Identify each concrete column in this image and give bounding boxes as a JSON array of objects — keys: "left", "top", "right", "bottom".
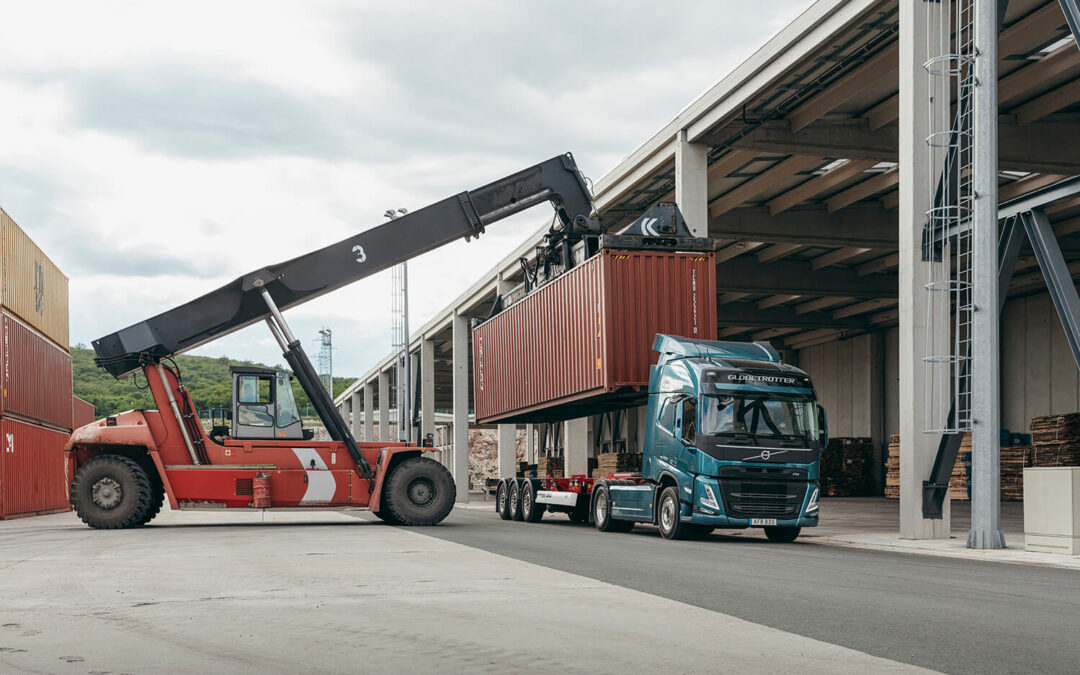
[
  {"left": 363, "top": 381, "right": 374, "bottom": 442},
  {"left": 350, "top": 391, "right": 363, "bottom": 440},
  {"left": 498, "top": 424, "right": 517, "bottom": 478},
  {"left": 421, "top": 337, "right": 436, "bottom": 446},
  {"left": 378, "top": 371, "right": 390, "bottom": 444},
  {"left": 565, "top": 416, "right": 594, "bottom": 476},
  {"left": 526, "top": 424, "right": 535, "bottom": 463},
  {"left": 452, "top": 312, "right": 470, "bottom": 502},
  {"left": 968, "top": 0, "right": 1003, "bottom": 549},
  {"left": 899, "top": 0, "right": 948, "bottom": 538},
  {"left": 407, "top": 348, "right": 420, "bottom": 444},
  {"left": 675, "top": 128, "right": 709, "bottom": 237}
]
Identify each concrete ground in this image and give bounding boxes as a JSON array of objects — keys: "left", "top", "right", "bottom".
[{"left": 0, "top": 509, "right": 927, "bottom": 674}]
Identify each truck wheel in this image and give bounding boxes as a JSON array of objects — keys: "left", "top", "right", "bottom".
[
  {"left": 71, "top": 455, "right": 154, "bottom": 530},
  {"left": 381, "top": 457, "right": 455, "bottom": 526},
  {"left": 764, "top": 526, "right": 801, "bottom": 543},
  {"left": 592, "top": 485, "right": 632, "bottom": 533},
  {"left": 509, "top": 481, "right": 524, "bottom": 521},
  {"left": 521, "top": 481, "right": 545, "bottom": 523},
  {"left": 657, "top": 486, "right": 686, "bottom": 540},
  {"left": 683, "top": 524, "right": 714, "bottom": 539},
  {"left": 496, "top": 480, "right": 512, "bottom": 520}
]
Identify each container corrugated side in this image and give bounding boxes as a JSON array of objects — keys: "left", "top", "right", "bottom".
[
  {"left": 0, "top": 207, "right": 70, "bottom": 351},
  {"left": 1, "top": 311, "right": 73, "bottom": 430},
  {"left": 0, "top": 416, "right": 71, "bottom": 519},
  {"left": 72, "top": 396, "right": 96, "bottom": 429},
  {"left": 474, "top": 249, "right": 716, "bottom": 424}
]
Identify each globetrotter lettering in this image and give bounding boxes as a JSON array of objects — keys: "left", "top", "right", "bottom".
[{"left": 725, "top": 373, "right": 799, "bottom": 385}]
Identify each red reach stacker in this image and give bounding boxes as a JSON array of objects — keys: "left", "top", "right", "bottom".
[{"left": 67, "top": 155, "right": 604, "bottom": 528}]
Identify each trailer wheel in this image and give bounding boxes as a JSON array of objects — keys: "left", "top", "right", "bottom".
[
  {"left": 657, "top": 486, "right": 686, "bottom": 540},
  {"left": 381, "top": 457, "right": 455, "bottom": 526},
  {"left": 496, "top": 480, "right": 512, "bottom": 520},
  {"left": 509, "top": 481, "right": 524, "bottom": 521},
  {"left": 521, "top": 481, "right": 545, "bottom": 523},
  {"left": 71, "top": 455, "right": 154, "bottom": 530},
  {"left": 764, "top": 526, "right": 801, "bottom": 543}
]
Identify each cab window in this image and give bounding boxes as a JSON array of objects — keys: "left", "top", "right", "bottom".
[
  {"left": 681, "top": 397, "right": 697, "bottom": 445},
  {"left": 237, "top": 374, "right": 273, "bottom": 427},
  {"left": 657, "top": 396, "right": 677, "bottom": 437},
  {"left": 238, "top": 375, "right": 271, "bottom": 403}
]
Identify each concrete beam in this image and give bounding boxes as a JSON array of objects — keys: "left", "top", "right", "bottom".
[
  {"left": 827, "top": 169, "right": 899, "bottom": 212},
  {"left": 709, "top": 155, "right": 822, "bottom": 216},
  {"left": 789, "top": 41, "right": 899, "bottom": 132},
  {"left": 1014, "top": 81, "right": 1080, "bottom": 125},
  {"left": 378, "top": 371, "right": 390, "bottom": 444},
  {"left": 706, "top": 120, "right": 897, "bottom": 163},
  {"left": 715, "top": 257, "right": 898, "bottom": 297},
  {"left": 675, "top": 129, "right": 709, "bottom": 236},
  {"left": 718, "top": 301, "right": 872, "bottom": 330},
  {"left": 766, "top": 159, "right": 878, "bottom": 215},
  {"left": 452, "top": 312, "right": 470, "bottom": 502},
  {"left": 709, "top": 204, "right": 898, "bottom": 248}
]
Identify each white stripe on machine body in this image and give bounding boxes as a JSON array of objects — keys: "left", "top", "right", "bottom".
[{"left": 291, "top": 448, "right": 336, "bottom": 504}]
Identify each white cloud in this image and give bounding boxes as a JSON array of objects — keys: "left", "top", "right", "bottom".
[{"left": 0, "top": 0, "right": 813, "bottom": 377}]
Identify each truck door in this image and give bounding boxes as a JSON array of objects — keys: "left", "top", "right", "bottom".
[{"left": 672, "top": 395, "right": 698, "bottom": 476}]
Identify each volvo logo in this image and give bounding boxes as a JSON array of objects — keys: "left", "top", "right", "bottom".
[{"left": 759, "top": 450, "right": 771, "bottom": 460}]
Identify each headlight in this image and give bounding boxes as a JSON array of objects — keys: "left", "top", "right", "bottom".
[
  {"left": 701, "top": 483, "right": 720, "bottom": 511},
  {"left": 805, "top": 487, "right": 819, "bottom": 515}
]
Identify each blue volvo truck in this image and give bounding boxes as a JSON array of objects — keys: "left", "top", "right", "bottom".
[{"left": 495, "top": 334, "right": 826, "bottom": 542}]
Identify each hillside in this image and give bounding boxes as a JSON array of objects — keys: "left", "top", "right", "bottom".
[{"left": 72, "top": 347, "right": 356, "bottom": 418}]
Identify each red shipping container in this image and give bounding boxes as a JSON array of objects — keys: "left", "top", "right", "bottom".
[
  {"left": 72, "top": 395, "right": 95, "bottom": 428},
  {"left": 0, "top": 416, "right": 71, "bottom": 519},
  {"left": 0, "top": 311, "right": 73, "bottom": 430},
  {"left": 473, "top": 249, "right": 716, "bottom": 424}
]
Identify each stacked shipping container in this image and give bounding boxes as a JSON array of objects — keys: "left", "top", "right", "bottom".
[{"left": 0, "top": 206, "right": 73, "bottom": 519}]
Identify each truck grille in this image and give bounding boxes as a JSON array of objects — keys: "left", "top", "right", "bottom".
[{"left": 719, "top": 477, "right": 807, "bottom": 519}]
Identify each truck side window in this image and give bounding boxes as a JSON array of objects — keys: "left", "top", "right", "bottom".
[
  {"left": 681, "top": 397, "right": 696, "bottom": 445},
  {"left": 657, "top": 396, "right": 677, "bottom": 437}
]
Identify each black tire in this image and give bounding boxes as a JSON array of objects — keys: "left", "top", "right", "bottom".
[
  {"left": 134, "top": 478, "right": 165, "bottom": 527},
  {"left": 683, "top": 524, "right": 714, "bottom": 539},
  {"left": 656, "top": 486, "right": 686, "bottom": 540},
  {"left": 509, "top": 481, "right": 524, "bottom": 521},
  {"left": 496, "top": 480, "right": 512, "bottom": 520},
  {"left": 71, "top": 455, "right": 154, "bottom": 530},
  {"left": 381, "top": 457, "right": 455, "bottom": 526},
  {"left": 372, "top": 510, "right": 401, "bottom": 525},
  {"left": 592, "top": 484, "right": 633, "bottom": 533},
  {"left": 568, "top": 503, "right": 588, "bottom": 524},
  {"left": 521, "top": 481, "right": 545, "bottom": 523},
  {"left": 764, "top": 526, "right": 801, "bottom": 543}
]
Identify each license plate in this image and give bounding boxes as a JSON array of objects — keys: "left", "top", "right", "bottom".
[{"left": 751, "top": 518, "right": 778, "bottom": 526}]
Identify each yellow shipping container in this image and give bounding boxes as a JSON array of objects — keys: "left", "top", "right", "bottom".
[{"left": 0, "top": 207, "right": 69, "bottom": 351}]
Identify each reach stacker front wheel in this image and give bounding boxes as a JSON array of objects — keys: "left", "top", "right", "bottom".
[
  {"left": 71, "top": 454, "right": 155, "bottom": 530},
  {"left": 381, "top": 457, "right": 455, "bottom": 526}
]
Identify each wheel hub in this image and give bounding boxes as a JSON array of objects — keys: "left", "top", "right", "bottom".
[
  {"left": 406, "top": 477, "right": 435, "bottom": 507},
  {"left": 92, "top": 477, "right": 123, "bottom": 510}
]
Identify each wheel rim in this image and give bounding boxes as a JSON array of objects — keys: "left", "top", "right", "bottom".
[
  {"left": 406, "top": 476, "right": 436, "bottom": 508},
  {"left": 511, "top": 485, "right": 520, "bottom": 512},
  {"left": 522, "top": 487, "right": 532, "bottom": 515},
  {"left": 660, "top": 495, "right": 675, "bottom": 532},
  {"left": 92, "top": 477, "right": 123, "bottom": 510},
  {"left": 595, "top": 491, "right": 607, "bottom": 524},
  {"left": 497, "top": 485, "right": 507, "bottom": 512}
]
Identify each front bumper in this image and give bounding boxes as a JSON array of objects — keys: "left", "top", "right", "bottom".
[{"left": 687, "top": 474, "right": 819, "bottom": 529}]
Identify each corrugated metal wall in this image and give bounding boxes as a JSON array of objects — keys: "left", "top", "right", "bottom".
[
  {"left": 0, "top": 417, "right": 70, "bottom": 518},
  {"left": 72, "top": 396, "right": 95, "bottom": 429},
  {"left": 0, "top": 208, "right": 69, "bottom": 350},
  {"left": 1, "top": 312, "right": 73, "bottom": 430}
]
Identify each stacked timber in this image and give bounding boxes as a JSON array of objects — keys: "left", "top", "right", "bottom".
[
  {"left": 597, "top": 452, "right": 642, "bottom": 476},
  {"left": 820, "top": 437, "right": 872, "bottom": 497},
  {"left": 1000, "top": 445, "right": 1027, "bottom": 501},
  {"left": 1028, "top": 414, "right": 1080, "bottom": 466},
  {"left": 536, "top": 456, "right": 564, "bottom": 478},
  {"left": 0, "top": 207, "right": 73, "bottom": 520},
  {"left": 883, "top": 434, "right": 971, "bottom": 501}
]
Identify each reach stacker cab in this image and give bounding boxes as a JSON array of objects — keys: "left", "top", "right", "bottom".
[
  {"left": 496, "top": 334, "right": 826, "bottom": 542},
  {"left": 65, "top": 153, "right": 606, "bottom": 529}
]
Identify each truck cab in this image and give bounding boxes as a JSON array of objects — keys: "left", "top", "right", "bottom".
[{"left": 612, "top": 334, "right": 823, "bottom": 541}]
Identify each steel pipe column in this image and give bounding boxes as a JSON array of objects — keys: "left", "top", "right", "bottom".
[
  {"left": 452, "top": 312, "right": 470, "bottom": 502},
  {"left": 899, "top": 0, "right": 949, "bottom": 538}
]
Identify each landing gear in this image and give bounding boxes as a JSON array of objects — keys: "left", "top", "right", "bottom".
[
  {"left": 71, "top": 455, "right": 155, "bottom": 530},
  {"left": 381, "top": 457, "right": 455, "bottom": 526}
]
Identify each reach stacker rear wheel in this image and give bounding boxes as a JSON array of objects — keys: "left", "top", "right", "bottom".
[
  {"left": 71, "top": 454, "right": 155, "bottom": 530},
  {"left": 381, "top": 457, "right": 455, "bottom": 526}
]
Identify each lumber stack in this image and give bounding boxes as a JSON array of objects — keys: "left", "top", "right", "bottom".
[
  {"left": 537, "top": 456, "right": 564, "bottom": 478},
  {"left": 820, "top": 437, "right": 873, "bottom": 497},
  {"left": 1000, "top": 445, "right": 1026, "bottom": 501},
  {"left": 1028, "top": 414, "right": 1080, "bottom": 466},
  {"left": 884, "top": 433, "right": 971, "bottom": 500},
  {"left": 596, "top": 452, "right": 642, "bottom": 477}
]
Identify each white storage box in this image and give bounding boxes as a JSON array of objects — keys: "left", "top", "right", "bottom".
[{"left": 1024, "top": 467, "right": 1080, "bottom": 555}]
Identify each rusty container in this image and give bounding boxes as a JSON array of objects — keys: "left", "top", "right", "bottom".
[
  {"left": 1, "top": 311, "right": 73, "bottom": 431},
  {"left": 72, "top": 396, "right": 96, "bottom": 429},
  {"left": 0, "top": 416, "right": 72, "bottom": 519},
  {"left": 473, "top": 249, "right": 716, "bottom": 424},
  {"left": 0, "top": 208, "right": 69, "bottom": 350}
]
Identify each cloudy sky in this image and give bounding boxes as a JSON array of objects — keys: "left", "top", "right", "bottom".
[{"left": 0, "top": 0, "right": 811, "bottom": 377}]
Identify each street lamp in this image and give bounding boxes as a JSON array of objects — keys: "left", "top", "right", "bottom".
[{"left": 385, "top": 208, "right": 411, "bottom": 442}]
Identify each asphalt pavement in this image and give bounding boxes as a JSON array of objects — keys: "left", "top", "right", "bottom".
[{"left": 393, "top": 504, "right": 1080, "bottom": 675}]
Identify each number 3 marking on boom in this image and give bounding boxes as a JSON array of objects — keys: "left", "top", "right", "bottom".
[{"left": 352, "top": 245, "right": 367, "bottom": 263}]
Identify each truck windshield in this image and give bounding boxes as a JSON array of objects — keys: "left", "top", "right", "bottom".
[{"left": 701, "top": 394, "right": 818, "bottom": 444}]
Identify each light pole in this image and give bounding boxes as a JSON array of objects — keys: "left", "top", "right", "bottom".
[{"left": 385, "top": 208, "right": 411, "bottom": 442}]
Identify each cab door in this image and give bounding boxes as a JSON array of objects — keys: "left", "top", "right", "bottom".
[{"left": 672, "top": 395, "right": 698, "bottom": 476}]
